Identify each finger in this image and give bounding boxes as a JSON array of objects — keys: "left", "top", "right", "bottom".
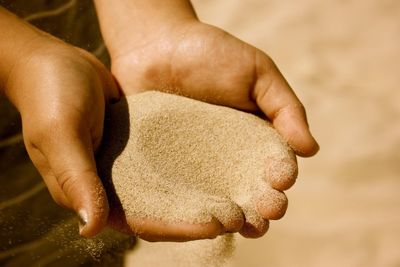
[
  {"left": 108, "top": 207, "right": 223, "bottom": 242},
  {"left": 107, "top": 195, "right": 224, "bottom": 241},
  {"left": 253, "top": 54, "right": 319, "bottom": 157},
  {"left": 74, "top": 47, "right": 121, "bottom": 102},
  {"left": 24, "top": 143, "right": 70, "bottom": 207},
  {"left": 36, "top": 122, "right": 109, "bottom": 237},
  {"left": 239, "top": 220, "right": 269, "bottom": 238},
  {"left": 113, "top": 217, "right": 223, "bottom": 242}
]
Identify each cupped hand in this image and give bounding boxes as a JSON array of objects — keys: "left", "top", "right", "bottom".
[
  {"left": 6, "top": 41, "right": 120, "bottom": 237},
  {"left": 104, "top": 20, "right": 319, "bottom": 240},
  {"left": 110, "top": 21, "right": 319, "bottom": 157}
]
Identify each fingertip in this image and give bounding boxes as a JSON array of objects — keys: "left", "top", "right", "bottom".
[
  {"left": 78, "top": 205, "right": 109, "bottom": 238},
  {"left": 252, "top": 58, "right": 319, "bottom": 157},
  {"left": 77, "top": 185, "right": 109, "bottom": 237},
  {"left": 239, "top": 219, "right": 269, "bottom": 238},
  {"left": 78, "top": 213, "right": 108, "bottom": 238},
  {"left": 266, "top": 158, "right": 298, "bottom": 191},
  {"left": 294, "top": 133, "right": 319, "bottom": 157},
  {"left": 256, "top": 190, "right": 288, "bottom": 220},
  {"left": 273, "top": 109, "right": 319, "bottom": 157},
  {"left": 287, "top": 125, "right": 319, "bottom": 157},
  {"left": 61, "top": 172, "right": 109, "bottom": 238}
]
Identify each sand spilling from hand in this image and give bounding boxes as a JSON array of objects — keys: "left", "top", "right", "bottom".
[
  {"left": 129, "top": 234, "right": 235, "bottom": 267},
  {"left": 97, "top": 91, "right": 294, "bottom": 228},
  {"left": 97, "top": 91, "right": 294, "bottom": 266}
]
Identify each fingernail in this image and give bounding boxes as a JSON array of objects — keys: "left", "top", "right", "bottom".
[{"left": 78, "top": 209, "right": 88, "bottom": 235}]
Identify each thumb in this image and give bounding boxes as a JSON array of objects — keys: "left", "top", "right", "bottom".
[
  {"left": 253, "top": 55, "right": 319, "bottom": 157},
  {"left": 38, "top": 123, "right": 109, "bottom": 237}
]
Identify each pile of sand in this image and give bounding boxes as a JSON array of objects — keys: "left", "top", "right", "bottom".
[
  {"left": 97, "top": 91, "right": 294, "bottom": 266},
  {"left": 98, "top": 91, "right": 293, "bottom": 227}
]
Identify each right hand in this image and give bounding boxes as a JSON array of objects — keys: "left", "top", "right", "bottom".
[{"left": 5, "top": 40, "right": 120, "bottom": 237}]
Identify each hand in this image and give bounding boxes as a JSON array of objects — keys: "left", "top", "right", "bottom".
[
  {"left": 94, "top": 0, "right": 319, "bottom": 240},
  {"left": 102, "top": 20, "right": 319, "bottom": 240},
  {"left": 110, "top": 21, "right": 319, "bottom": 157},
  {"left": 6, "top": 40, "right": 120, "bottom": 237}
]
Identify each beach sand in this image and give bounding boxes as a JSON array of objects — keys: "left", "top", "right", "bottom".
[
  {"left": 126, "top": 0, "right": 400, "bottom": 266},
  {"left": 98, "top": 91, "right": 293, "bottom": 229}
]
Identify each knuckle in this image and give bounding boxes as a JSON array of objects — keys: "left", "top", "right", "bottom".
[
  {"left": 272, "top": 102, "right": 306, "bottom": 123},
  {"left": 56, "top": 169, "right": 80, "bottom": 196},
  {"left": 24, "top": 108, "right": 81, "bottom": 152},
  {"left": 24, "top": 116, "right": 60, "bottom": 146},
  {"left": 255, "top": 51, "right": 276, "bottom": 75},
  {"left": 55, "top": 169, "right": 100, "bottom": 198}
]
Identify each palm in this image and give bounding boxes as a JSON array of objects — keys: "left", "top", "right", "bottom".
[
  {"left": 105, "top": 21, "right": 318, "bottom": 240},
  {"left": 111, "top": 22, "right": 318, "bottom": 157},
  {"left": 112, "top": 23, "right": 270, "bottom": 113}
]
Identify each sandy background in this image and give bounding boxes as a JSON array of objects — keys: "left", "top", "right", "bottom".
[{"left": 126, "top": 0, "right": 400, "bottom": 266}]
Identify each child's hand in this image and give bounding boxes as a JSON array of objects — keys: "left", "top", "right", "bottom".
[
  {"left": 5, "top": 41, "right": 119, "bottom": 237},
  {"left": 108, "top": 21, "right": 319, "bottom": 157},
  {"left": 94, "top": 0, "right": 319, "bottom": 239}
]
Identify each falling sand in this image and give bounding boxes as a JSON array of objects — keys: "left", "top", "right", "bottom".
[
  {"left": 129, "top": 234, "right": 236, "bottom": 267},
  {"left": 97, "top": 91, "right": 295, "bottom": 266}
]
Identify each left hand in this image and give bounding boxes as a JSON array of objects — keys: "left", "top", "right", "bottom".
[{"left": 109, "top": 21, "right": 319, "bottom": 157}]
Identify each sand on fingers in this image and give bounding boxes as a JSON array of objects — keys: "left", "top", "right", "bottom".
[{"left": 97, "top": 91, "right": 296, "bottom": 265}]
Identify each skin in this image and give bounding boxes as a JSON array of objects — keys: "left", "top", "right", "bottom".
[
  {"left": 95, "top": 0, "right": 319, "bottom": 240},
  {"left": 1, "top": 1, "right": 319, "bottom": 241},
  {"left": 0, "top": 6, "right": 119, "bottom": 237}
]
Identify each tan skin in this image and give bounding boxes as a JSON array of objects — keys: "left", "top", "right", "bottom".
[
  {"left": 104, "top": 22, "right": 318, "bottom": 240},
  {"left": 96, "top": 0, "right": 319, "bottom": 240},
  {"left": 6, "top": 44, "right": 120, "bottom": 237},
  {"left": 0, "top": 6, "right": 120, "bottom": 237},
  {"left": 110, "top": 22, "right": 318, "bottom": 156},
  {"left": 1, "top": 2, "right": 318, "bottom": 240}
]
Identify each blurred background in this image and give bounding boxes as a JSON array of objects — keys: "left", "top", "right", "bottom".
[
  {"left": 0, "top": 0, "right": 399, "bottom": 266},
  {"left": 181, "top": 0, "right": 399, "bottom": 266}
]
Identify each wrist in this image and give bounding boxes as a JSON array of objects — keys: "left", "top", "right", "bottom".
[
  {"left": 7, "top": 38, "right": 119, "bottom": 115},
  {"left": 0, "top": 6, "right": 60, "bottom": 97},
  {"left": 94, "top": 0, "right": 199, "bottom": 57},
  {"left": 4, "top": 36, "right": 64, "bottom": 104}
]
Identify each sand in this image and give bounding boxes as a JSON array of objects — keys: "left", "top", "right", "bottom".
[
  {"left": 129, "top": 234, "right": 235, "bottom": 267},
  {"left": 161, "top": 1, "right": 400, "bottom": 267},
  {"left": 96, "top": 91, "right": 295, "bottom": 266},
  {"left": 97, "top": 91, "right": 294, "bottom": 230}
]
